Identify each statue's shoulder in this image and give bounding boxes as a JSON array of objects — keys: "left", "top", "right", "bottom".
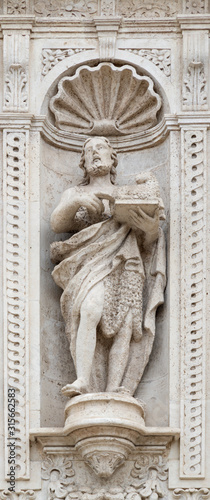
[{"left": 60, "top": 185, "right": 82, "bottom": 201}]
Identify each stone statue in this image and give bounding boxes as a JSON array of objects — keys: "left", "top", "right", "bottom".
[{"left": 50, "top": 137, "right": 166, "bottom": 398}]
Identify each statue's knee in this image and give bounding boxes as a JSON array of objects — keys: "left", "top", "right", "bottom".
[{"left": 80, "top": 295, "right": 103, "bottom": 324}]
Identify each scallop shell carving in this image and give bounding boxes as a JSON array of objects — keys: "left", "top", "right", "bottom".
[{"left": 50, "top": 63, "right": 162, "bottom": 136}]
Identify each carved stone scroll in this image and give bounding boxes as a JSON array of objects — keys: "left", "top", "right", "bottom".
[
  {"left": 34, "top": 0, "right": 98, "bottom": 17},
  {"left": 41, "top": 447, "right": 169, "bottom": 500},
  {"left": 180, "top": 129, "right": 206, "bottom": 478},
  {"left": 3, "top": 131, "right": 29, "bottom": 479},
  {"left": 116, "top": 0, "right": 179, "bottom": 18}
]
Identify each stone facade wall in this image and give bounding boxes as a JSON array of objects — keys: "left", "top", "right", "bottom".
[{"left": 0, "top": 1, "right": 210, "bottom": 499}]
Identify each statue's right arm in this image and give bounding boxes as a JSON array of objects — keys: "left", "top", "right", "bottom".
[
  {"left": 50, "top": 188, "right": 80, "bottom": 233},
  {"left": 51, "top": 188, "right": 104, "bottom": 233}
]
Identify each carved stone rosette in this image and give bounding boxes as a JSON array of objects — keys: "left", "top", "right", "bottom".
[
  {"left": 180, "top": 129, "right": 207, "bottom": 478},
  {"left": 183, "top": 0, "right": 208, "bottom": 14},
  {"left": 4, "top": 0, "right": 28, "bottom": 15},
  {"left": 3, "top": 131, "right": 30, "bottom": 479}
]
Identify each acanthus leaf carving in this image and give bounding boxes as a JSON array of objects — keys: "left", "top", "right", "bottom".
[
  {"left": 41, "top": 450, "right": 169, "bottom": 500},
  {"left": 41, "top": 48, "right": 95, "bottom": 77},
  {"left": 119, "top": 49, "right": 171, "bottom": 78},
  {"left": 34, "top": 0, "right": 98, "bottom": 17},
  {"left": 42, "top": 455, "right": 76, "bottom": 500},
  {"left": 183, "top": 61, "right": 207, "bottom": 110},
  {"left": 83, "top": 452, "right": 126, "bottom": 478},
  {"left": 4, "top": 64, "right": 28, "bottom": 111},
  {"left": 130, "top": 454, "right": 168, "bottom": 500}
]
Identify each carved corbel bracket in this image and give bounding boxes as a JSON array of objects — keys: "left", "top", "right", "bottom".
[
  {"left": 94, "top": 17, "right": 122, "bottom": 60},
  {"left": 30, "top": 393, "right": 179, "bottom": 485}
]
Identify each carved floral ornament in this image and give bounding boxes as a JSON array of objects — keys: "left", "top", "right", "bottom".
[
  {"left": 33, "top": 0, "right": 179, "bottom": 17},
  {"left": 41, "top": 48, "right": 95, "bottom": 77},
  {"left": 50, "top": 63, "right": 162, "bottom": 137},
  {"left": 6, "top": 0, "right": 27, "bottom": 14},
  {"left": 41, "top": 453, "right": 169, "bottom": 500}
]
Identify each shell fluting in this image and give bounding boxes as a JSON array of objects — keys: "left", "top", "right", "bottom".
[{"left": 50, "top": 63, "right": 162, "bottom": 136}]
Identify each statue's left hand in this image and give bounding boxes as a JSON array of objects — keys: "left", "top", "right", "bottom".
[{"left": 129, "top": 207, "right": 159, "bottom": 238}]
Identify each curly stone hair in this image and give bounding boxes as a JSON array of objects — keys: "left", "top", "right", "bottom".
[{"left": 79, "top": 137, "right": 118, "bottom": 185}]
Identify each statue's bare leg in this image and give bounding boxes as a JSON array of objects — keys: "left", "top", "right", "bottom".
[
  {"left": 62, "top": 281, "right": 104, "bottom": 397},
  {"left": 106, "top": 309, "right": 133, "bottom": 393},
  {"left": 121, "top": 333, "right": 154, "bottom": 396}
]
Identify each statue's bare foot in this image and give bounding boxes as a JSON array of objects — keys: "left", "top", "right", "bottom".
[{"left": 61, "top": 378, "right": 88, "bottom": 398}]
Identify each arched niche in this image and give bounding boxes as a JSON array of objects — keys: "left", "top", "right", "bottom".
[{"left": 39, "top": 57, "right": 170, "bottom": 428}]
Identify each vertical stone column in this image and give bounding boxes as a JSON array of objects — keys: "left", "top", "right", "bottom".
[
  {"left": 180, "top": 125, "right": 207, "bottom": 479},
  {"left": 3, "top": 128, "right": 30, "bottom": 480},
  {"left": 178, "top": 14, "right": 209, "bottom": 482},
  {"left": 2, "top": 23, "right": 32, "bottom": 483}
]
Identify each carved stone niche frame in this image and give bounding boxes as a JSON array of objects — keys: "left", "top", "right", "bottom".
[
  {"left": 30, "top": 55, "right": 181, "bottom": 496},
  {"left": 40, "top": 58, "right": 171, "bottom": 153}
]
